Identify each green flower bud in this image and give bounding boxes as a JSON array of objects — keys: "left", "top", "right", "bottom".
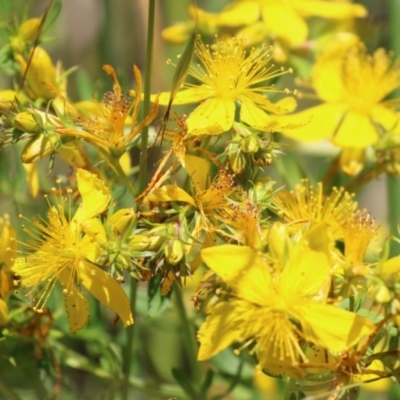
[
  {"left": 164, "top": 239, "right": 184, "bottom": 265},
  {"left": 14, "top": 112, "right": 42, "bottom": 133},
  {"left": 147, "top": 235, "right": 166, "bottom": 251},
  {"left": 240, "top": 135, "right": 259, "bottom": 154},
  {"left": 128, "top": 235, "right": 151, "bottom": 251},
  {"left": 229, "top": 151, "right": 246, "bottom": 174},
  {"left": 21, "top": 133, "right": 59, "bottom": 163},
  {"left": 107, "top": 208, "right": 137, "bottom": 237}
]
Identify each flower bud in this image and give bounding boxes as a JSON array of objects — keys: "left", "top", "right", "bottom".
[
  {"left": 107, "top": 208, "right": 137, "bottom": 237},
  {"left": 15, "top": 47, "right": 57, "bottom": 100},
  {"left": 229, "top": 151, "right": 246, "bottom": 174},
  {"left": 18, "top": 18, "right": 41, "bottom": 42},
  {"left": 240, "top": 135, "right": 259, "bottom": 154},
  {"left": 268, "top": 222, "right": 290, "bottom": 264},
  {"left": 375, "top": 285, "right": 391, "bottom": 303},
  {"left": 0, "top": 90, "right": 26, "bottom": 111},
  {"left": 21, "top": 133, "right": 59, "bottom": 163},
  {"left": 164, "top": 239, "right": 184, "bottom": 265},
  {"left": 128, "top": 235, "right": 151, "bottom": 251},
  {"left": 340, "top": 147, "right": 365, "bottom": 176},
  {"left": 14, "top": 111, "right": 42, "bottom": 133},
  {"left": 147, "top": 235, "right": 166, "bottom": 251}
]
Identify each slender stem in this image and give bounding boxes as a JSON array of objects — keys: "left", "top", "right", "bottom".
[
  {"left": 173, "top": 283, "right": 202, "bottom": 388},
  {"left": 121, "top": 1, "right": 156, "bottom": 398},
  {"left": 138, "top": 0, "right": 156, "bottom": 194},
  {"left": 121, "top": 278, "right": 138, "bottom": 400},
  {"left": 387, "top": 0, "right": 400, "bottom": 256},
  {"left": 97, "top": 147, "right": 137, "bottom": 197},
  {"left": 108, "top": 156, "right": 137, "bottom": 198}
]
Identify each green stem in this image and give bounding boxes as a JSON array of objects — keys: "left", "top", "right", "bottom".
[
  {"left": 121, "top": 1, "right": 155, "bottom": 398},
  {"left": 173, "top": 283, "right": 202, "bottom": 388},
  {"left": 387, "top": 0, "right": 400, "bottom": 257},
  {"left": 121, "top": 278, "right": 138, "bottom": 400},
  {"left": 138, "top": 0, "right": 156, "bottom": 194},
  {"left": 108, "top": 156, "right": 137, "bottom": 198}
]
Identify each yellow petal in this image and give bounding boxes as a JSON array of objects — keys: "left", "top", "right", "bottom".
[
  {"left": 0, "top": 299, "right": 8, "bottom": 325},
  {"left": 313, "top": 59, "right": 347, "bottom": 103},
  {"left": 381, "top": 257, "right": 400, "bottom": 276},
  {"left": 293, "top": 0, "right": 367, "bottom": 19},
  {"left": 371, "top": 105, "right": 399, "bottom": 131},
  {"left": 277, "top": 103, "right": 347, "bottom": 142},
  {"left": 340, "top": 147, "right": 365, "bottom": 176},
  {"left": 80, "top": 261, "right": 133, "bottom": 327},
  {"left": 22, "top": 162, "right": 39, "bottom": 198},
  {"left": 153, "top": 87, "right": 211, "bottom": 106},
  {"left": 73, "top": 169, "right": 111, "bottom": 224},
  {"left": 183, "top": 155, "right": 210, "bottom": 193},
  {"left": 187, "top": 98, "right": 235, "bottom": 135},
  {"left": 297, "top": 302, "right": 374, "bottom": 351},
  {"left": 147, "top": 185, "right": 196, "bottom": 206},
  {"left": 236, "top": 22, "right": 269, "bottom": 48},
  {"left": 244, "top": 93, "right": 297, "bottom": 115},
  {"left": 201, "top": 245, "right": 272, "bottom": 305},
  {"left": 162, "top": 23, "right": 192, "bottom": 44},
  {"left": 334, "top": 111, "right": 378, "bottom": 148},
  {"left": 197, "top": 300, "right": 258, "bottom": 360},
  {"left": 218, "top": 2, "right": 260, "bottom": 26},
  {"left": 280, "top": 248, "right": 330, "bottom": 301},
  {"left": 58, "top": 269, "right": 89, "bottom": 334},
  {"left": 262, "top": 3, "right": 308, "bottom": 45},
  {"left": 119, "top": 151, "right": 131, "bottom": 173},
  {"left": 81, "top": 219, "right": 107, "bottom": 246},
  {"left": 240, "top": 99, "right": 276, "bottom": 131}
]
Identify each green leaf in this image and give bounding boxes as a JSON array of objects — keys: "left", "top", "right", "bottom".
[
  {"left": 199, "top": 369, "right": 214, "bottom": 397},
  {"left": 171, "top": 367, "right": 198, "bottom": 399},
  {"left": 43, "top": 0, "right": 63, "bottom": 32},
  {"left": 148, "top": 275, "right": 171, "bottom": 318}
]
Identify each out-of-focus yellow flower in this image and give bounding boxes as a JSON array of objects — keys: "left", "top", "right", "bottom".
[
  {"left": 217, "top": 0, "right": 367, "bottom": 45},
  {"left": 278, "top": 44, "right": 400, "bottom": 171},
  {"left": 15, "top": 46, "right": 57, "bottom": 100},
  {"left": 0, "top": 215, "right": 17, "bottom": 324},
  {"left": 273, "top": 180, "right": 357, "bottom": 240},
  {"left": 342, "top": 210, "right": 378, "bottom": 270},
  {"left": 56, "top": 65, "right": 159, "bottom": 159},
  {"left": 198, "top": 224, "right": 374, "bottom": 378},
  {"left": 153, "top": 37, "right": 296, "bottom": 135},
  {"left": 14, "top": 169, "right": 133, "bottom": 333},
  {"left": 162, "top": 5, "right": 219, "bottom": 44}
]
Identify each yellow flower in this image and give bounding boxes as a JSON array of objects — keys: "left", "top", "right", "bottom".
[
  {"left": 217, "top": 0, "right": 367, "bottom": 45},
  {"left": 162, "top": 5, "right": 219, "bottom": 44},
  {"left": 198, "top": 224, "right": 374, "bottom": 378},
  {"left": 154, "top": 37, "right": 296, "bottom": 135},
  {"left": 14, "top": 169, "right": 133, "bottom": 333},
  {"left": 278, "top": 44, "right": 400, "bottom": 155},
  {"left": 146, "top": 155, "right": 241, "bottom": 236},
  {"left": 342, "top": 210, "right": 378, "bottom": 269},
  {"left": 56, "top": 65, "right": 159, "bottom": 158},
  {"left": 0, "top": 215, "right": 17, "bottom": 324},
  {"left": 273, "top": 180, "right": 357, "bottom": 240}
]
